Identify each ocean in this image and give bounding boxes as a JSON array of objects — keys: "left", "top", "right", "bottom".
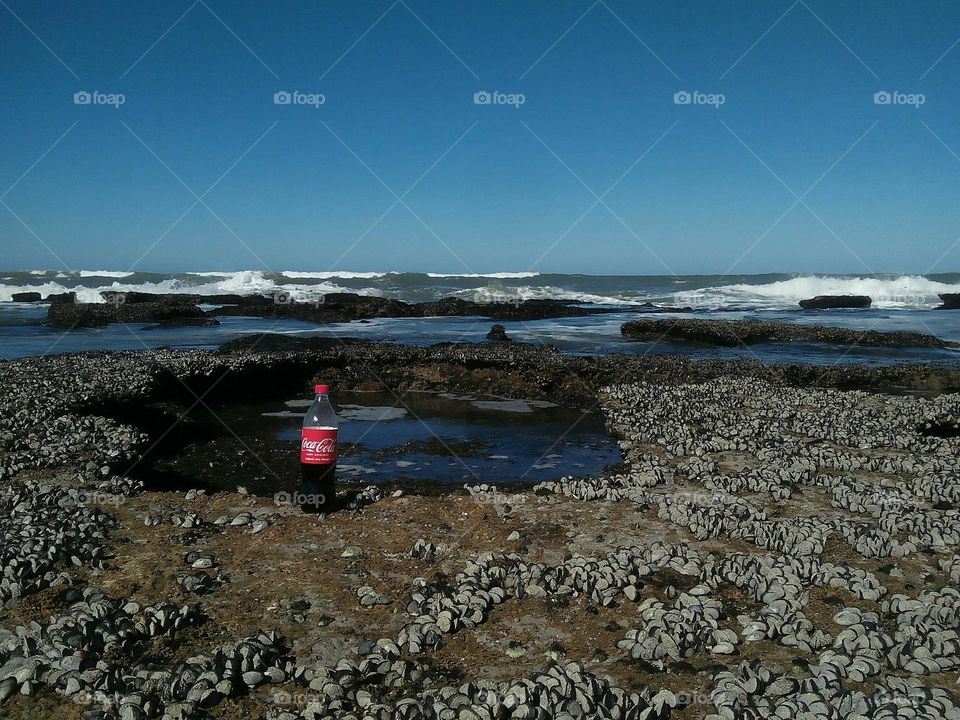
[
  {"left": 4, "top": 269, "right": 960, "bottom": 308},
  {"left": 1, "top": 270, "right": 959, "bottom": 364}
]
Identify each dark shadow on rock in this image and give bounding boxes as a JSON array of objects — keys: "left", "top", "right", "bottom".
[
  {"left": 486, "top": 324, "right": 513, "bottom": 342},
  {"left": 938, "top": 293, "right": 960, "bottom": 310},
  {"left": 799, "top": 295, "right": 871, "bottom": 310}
]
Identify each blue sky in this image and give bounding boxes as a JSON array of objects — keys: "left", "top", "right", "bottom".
[{"left": 1, "top": 0, "right": 959, "bottom": 276}]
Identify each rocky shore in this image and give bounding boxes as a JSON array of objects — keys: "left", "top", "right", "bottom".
[
  {"left": 621, "top": 317, "right": 957, "bottom": 349},
  {"left": 1, "top": 338, "right": 960, "bottom": 719},
  {"left": 42, "top": 292, "right": 629, "bottom": 329},
  {"left": 47, "top": 301, "right": 218, "bottom": 329}
]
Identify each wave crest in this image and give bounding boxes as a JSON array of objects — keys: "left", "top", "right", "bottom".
[
  {"left": 687, "top": 275, "right": 960, "bottom": 309},
  {"left": 426, "top": 272, "right": 541, "bottom": 279}
]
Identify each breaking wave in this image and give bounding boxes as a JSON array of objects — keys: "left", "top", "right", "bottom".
[
  {"left": 0, "top": 270, "right": 957, "bottom": 309},
  {"left": 686, "top": 275, "right": 960, "bottom": 309},
  {"left": 0, "top": 270, "right": 381, "bottom": 303},
  {"left": 425, "top": 272, "right": 541, "bottom": 279}
]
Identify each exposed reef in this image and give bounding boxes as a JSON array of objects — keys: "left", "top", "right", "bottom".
[
  {"left": 621, "top": 317, "right": 956, "bottom": 349},
  {"left": 2, "top": 338, "right": 960, "bottom": 719},
  {"left": 799, "top": 295, "right": 872, "bottom": 310}
]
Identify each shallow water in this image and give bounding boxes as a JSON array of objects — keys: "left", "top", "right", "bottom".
[
  {"left": 2, "top": 302, "right": 958, "bottom": 365},
  {"left": 216, "top": 390, "right": 620, "bottom": 485}
]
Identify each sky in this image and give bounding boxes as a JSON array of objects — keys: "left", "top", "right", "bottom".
[{"left": 1, "top": 0, "right": 959, "bottom": 276}]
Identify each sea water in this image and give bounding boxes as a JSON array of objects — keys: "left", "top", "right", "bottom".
[{"left": 1, "top": 270, "right": 959, "bottom": 363}]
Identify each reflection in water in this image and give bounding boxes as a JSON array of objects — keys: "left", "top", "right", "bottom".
[{"left": 250, "top": 390, "right": 620, "bottom": 484}]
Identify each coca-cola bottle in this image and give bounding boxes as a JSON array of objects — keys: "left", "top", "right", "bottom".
[{"left": 300, "top": 384, "right": 338, "bottom": 512}]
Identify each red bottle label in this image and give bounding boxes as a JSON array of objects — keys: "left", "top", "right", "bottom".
[{"left": 301, "top": 428, "right": 338, "bottom": 464}]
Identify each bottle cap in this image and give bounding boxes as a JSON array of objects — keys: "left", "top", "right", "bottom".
[{"left": 315, "top": 384, "right": 330, "bottom": 395}]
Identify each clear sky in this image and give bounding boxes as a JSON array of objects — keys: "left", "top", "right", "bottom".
[{"left": 2, "top": 1, "right": 959, "bottom": 276}]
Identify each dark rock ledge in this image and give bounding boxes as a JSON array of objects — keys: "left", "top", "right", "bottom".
[
  {"left": 799, "top": 295, "right": 871, "bottom": 310},
  {"left": 938, "top": 293, "right": 960, "bottom": 310},
  {"left": 3, "top": 335, "right": 960, "bottom": 482},
  {"left": 43, "top": 291, "right": 642, "bottom": 328},
  {"left": 486, "top": 323, "right": 513, "bottom": 342},
  {"left": 620, "top": 317, "right": 956, "bottom": 349},
  {"left": 47, "top": 301, "right": 217, "bottom": 328}
]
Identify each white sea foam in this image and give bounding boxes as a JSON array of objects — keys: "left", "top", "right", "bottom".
[
  {"left": 460, "top": 275, "right": 960, "bottom": 309},
  {"left": 179, "top": 270, "right": 384, "bottom": 300},
  {"left": 0, "top": 282, "right": 106, "bottom": 302},
  {"left": 461, "top": 284, "right": 646, "bottom": 306},
  {"left": 280, "top": 271, "right": 388, "bottom": 279},
  {"left": 2, "top": 271, "right": 957, "bottom": 310},
  {"left": 0, "top": 269, "right": 383, "bottom": 303},
  {"left": 686, "top": 275, "right": 960, "bottom": 309},
  {"left": 426, "top": 272, "right": 541, "bottom": 279},
  {"left": 77, "top": 270, "right": 135, "bottom": 278},
  {"left": 27, "top": 270, "right": 134, "bottom": 278}
]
